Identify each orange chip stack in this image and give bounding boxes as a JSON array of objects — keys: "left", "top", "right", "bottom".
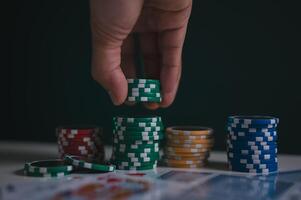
[{"left": 163, "top": 126, "right": 214, "bottom": 168}]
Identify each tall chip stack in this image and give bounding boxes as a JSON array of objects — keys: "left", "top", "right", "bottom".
[
  {"left": 56, "top": 126, "right": 104, "bottom": 161},
  {"left": 112, "top": 79, "right": 163, "bottom": 170},
  {"left": 226, "top": 116, "right": 279, "bottom": 174},
  {"left": 163, "top": 126, "right": 214, "bottom": 168}
]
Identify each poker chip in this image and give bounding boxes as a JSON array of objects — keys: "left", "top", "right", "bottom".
[
  {"left": 23, "top": 159, "right": 73, "bottom": 177},
  {"left": 227, "top": 116, "right": 279, "bottom": 125},
  {"left": 166, "top": 126, "right": 213, "bottom": 136},
  {"left": 114, "top": 116, "right": 162, "bottom": 123},
  {"left": 64, "top": 155, "right": 115, "bottom": 172},
  {"left": 126, "top": 79, "right": 162, "bottom": 103},
  {"left": 56, "top": 125, "right": 104, "bottom": 161},
  {"left": 163, "top": 126, "right": 214, "bottom": 169},
  {"left": 226, "top": 115, "right": 279, "bottom": 174},
  {"left": 112, "top": 116, "right": 164, "bottom": 170}
]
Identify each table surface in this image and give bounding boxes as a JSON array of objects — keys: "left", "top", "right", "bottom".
[{"left": 1, "top": 141, "right": 301, "bottom": 184}]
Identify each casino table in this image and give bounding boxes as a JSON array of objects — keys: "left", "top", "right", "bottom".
[{"left": 1, "top": 140, "right": 301, "bottom": 183}]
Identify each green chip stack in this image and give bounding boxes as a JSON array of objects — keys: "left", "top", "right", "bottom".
[
  {"left": 127, "top": 79, "right": 162, "bottom": 102},
  {"left": 112, "top": 116, "right": 164, "bottom": 170}
]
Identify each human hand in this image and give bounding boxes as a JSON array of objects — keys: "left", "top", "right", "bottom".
[{"left": 90, "top": 0, "right": 192, "bottom": 109}]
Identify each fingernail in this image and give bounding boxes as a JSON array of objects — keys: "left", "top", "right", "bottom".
[{"left": 108, "top": 91, "right": 118, "bottom": 105}]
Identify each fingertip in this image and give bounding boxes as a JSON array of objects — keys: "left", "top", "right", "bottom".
[
  {"left": 107, "top": 72, "right": 128, "bottom": 106},
  {"left": 143, "top": 102, "right": 160, "bottom": 110},
  {"left": 160, "top": 92, "right": 175, "bottom": 108}
]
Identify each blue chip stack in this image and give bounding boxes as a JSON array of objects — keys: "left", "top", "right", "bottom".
[{"left": 226, "top": 115, "right": 279, "bottom": 174}]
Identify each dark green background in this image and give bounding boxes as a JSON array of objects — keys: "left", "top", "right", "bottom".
[{"left": 5, "top": 1, "right": 301, "bottom": 154}]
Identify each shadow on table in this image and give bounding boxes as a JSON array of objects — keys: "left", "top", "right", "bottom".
[
  {"left": 0, "top": 151, "right": 58, "bottom": 162},
  {"left": 13, "top": 169, "right": 25, "bottom": 176},
  {"left": 207, "top": 161, "right": 228, "bottom": 171}
]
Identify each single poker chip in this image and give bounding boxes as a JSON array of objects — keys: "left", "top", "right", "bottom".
[
  {"left": 113, "top": 130, "right": 163, "bottom": 137},
  {"left": 114, "top": 116, "right": 162, "bottom": 123},
  {"left": 113, "top": 138, "right": 157, "bottom": 145},
  {"left": 56, "top": 125, "right": 101, "bottom": 136},
  {"left": 164, "top": 154, "right": 209, "bottom": 161},
  {"left": 58, "top": 145, "right": 103, "bottom": 153},
  {"left": 114, "top": 134, "right": 163, "bottom": 142},
  {"left": 228, "top": 157, "right": 278, "bottom": 164},
  {"left": 113, "top": 133, "right": 162, "bottom": 140},
  {"left": 115, "top": 151, "right": 159, "bottom": 159},
  {"left": 113, "top": 150, "right": 159, "bottom": 159},
  {"left": 112, "top": 155, "right": 155, "bottom": 163},
  {"left": 130, "top": 87, "right": 160, "bottom": 93},
  {"left": 57, "top": 138, "right": 101, "bottom": 146},
  {"left": 127, "top": 96, "right": 162, "bottom": 102},
  {"left": 113, "top": 133, "right": 163, "bottom": 141},
  {"left": 227, "top": 135, "right": 277, "bottom": 143},
  {"left": 127, "top": 83, "right": 159, "bottom": 89},
  {"left": 166, "top": 134, "right": 213, "bottom": 141},
  {"left": 229, "top": 163, "right": 278, "bottom": 174},
  {"left": 24, "top": 170, "right": 71, "bottom": 178},
  {"left": 228, "top": 130, "right": 277, "bottom": 138},
  {"left": 226, "top": 138, "right": 276, "bottom": 147},
  {"left": 228, "top": 123, "right": 277, "bottom": 129},
  {"left": 163, "top": 150, "right": 209, "bottom": 156},
  {"left": 229, "top": 162, "right": 278, "bottom": 170},
  {"left": 227, "top": 142, "right": 277, "bottom": 151},
  {"left": 164, "top": 162, "right": 206, "bottom": 168},
  {"left": 127, "top": 79, "right": 160, "bottom": 84},
  {"left": 227, "top": 148, "right": 278, "bottom": 156},
  {"left": 24, "top": 160, "right": 73, "bottom": 174},
  {"left": 163, "top": 158, "right": 205, "bottom": 165},
  {"left": 114, "top": 121, "right": 164, "bottom": 128},
  {"left": 167, "top": 139, "right": 214, "bottom": 145},
  {"left": 166, "top": 147, "right": 209, "bottom": 153},
  {"left": 64, "top": 155, "right": 115, "bottom": 172},
  {"left": 113, "top": 145, "right": 159, "bottom": 153},
  {"left": 227, "top": 126, "right": 277, "bottom": 133},
  {"left": 227, "top": 152, "right": 275, "bottom": 160},
  {"left": 166, "top": 126, "right": 214, "bottom": 136},
  {"left": 164, "top": 155, "right": 209, "bottom": 161},
  {"left": 128, "top": 91, "right": 161, "bottom": 98},
  {"left": 114, "top": 160, "right": 157, "bottom": 167},
  {"left": 58, "top": 152, "right": 104, "bottom": 160},
  {"left": 115, "top": 143, "right": 159, "bottom": 149},
  {"left": 116, "top": 163, "right": 157, "bottom": 170},
  {"left": 113, "top": 144, "right": 159, "bottom": 152},
  {"left": 227, "top": 116, "right": 279, "bottom": 125},
  {"left": 166, "top": 142, "right": 214, "bottom": 149}
]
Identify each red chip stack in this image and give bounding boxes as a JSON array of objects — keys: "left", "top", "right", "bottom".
[{"left": 56, "top": 125, "right": 104, "bottom": 160}]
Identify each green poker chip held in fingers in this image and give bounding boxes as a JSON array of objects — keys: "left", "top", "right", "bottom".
[
  {"left": 64, "top": 155, "right": 115, "bottom": 172},
  {"left": 126, "top": 79, "right": 162, "bottom": 103}
]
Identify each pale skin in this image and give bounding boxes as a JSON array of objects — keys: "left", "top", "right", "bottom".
[{"left": 90, "top": 0, "right": 192, "bottom": 109}]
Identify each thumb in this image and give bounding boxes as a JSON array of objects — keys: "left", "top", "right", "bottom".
[
  {"left": 91, "top": 45, "right": 127, "bottom": 105},
  {"left": 90, "top": 0, "right": 143, "bottom": 105}
]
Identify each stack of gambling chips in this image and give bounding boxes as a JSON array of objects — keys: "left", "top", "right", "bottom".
[
  {"left": 127, "top": 79, "right": 162, "bottom": 103},
  {"left": 56, "top": 126, "right": 104, "bottom": 160},
  {"left": 112, "top": 116, "right": 164, "bottom": 170},
  {"left": 163, "top": 126, "right": 214, "bottom": 168},
  {"left": 226, "top": 116, "right": 279, "bottom": 174}
]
